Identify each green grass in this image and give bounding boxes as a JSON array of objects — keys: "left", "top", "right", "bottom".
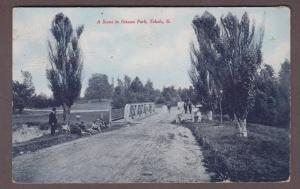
[
  {"left": 184, "top": 121, "right": 290, "bottom": 182},
  {"left": 27, "top": 101, "right": 111, "bottom": 111},
  {"left": 12, "top": 101, "right": 124, "bottom": 129},
  {"left": 65, "top": 101, "right": 111, "bottom": 110},
  {"left": 12, "top": 111, "right": 111, "bottom": 130}
]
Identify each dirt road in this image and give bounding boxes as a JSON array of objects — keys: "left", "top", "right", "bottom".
[{"left": 13, "top": 108, "right": 210, "bottom": 183}]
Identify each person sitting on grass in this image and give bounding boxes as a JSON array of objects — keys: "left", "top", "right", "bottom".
[
  {"left": 79, "top": 121, "right": 93, "bottom": 135},
  {"left": 97, "top": 118, "right": 108, "bottom": 130},
  {"left": 70, "top": 115, "right": 83, "bottom": 136},
  {"left": 61, "top": 124, "right": 70, "bottom": 133},
  {"left": 70, "top": 123, "right": 83, "bottom": 136},
  {"left": 79, "top": 121, "right": 86, "bottom": 131},
  {"left": 91, "top": 120, "right": 101, "bottom": 132},
  {"left": 193, "top": 105, "right": 202, "bottom": 123}
]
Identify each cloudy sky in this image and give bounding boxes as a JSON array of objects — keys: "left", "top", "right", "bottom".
[{"left": 13, "top": 7, "right": 290, "bottom": 96}]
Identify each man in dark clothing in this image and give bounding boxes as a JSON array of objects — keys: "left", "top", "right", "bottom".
[
  {"left": 188, "top": 100, "right": 192, "bottom": 114},
  {"left": 167, "top": 103, "right": 171, "bottom": 114},
  {"left": 70, "top": 123, "right": 83, "bottom": 136},
  {"left": 184, "top": 102, "right": 188, "bottom": 114},
  {"left": 49, "top": 107, "right": 57, "bottom": 136}
]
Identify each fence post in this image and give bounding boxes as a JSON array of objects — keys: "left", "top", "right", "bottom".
[
  {"left": 109, "top": 107, "right": 112, "bottom": 128},
  {"left": 124, "top": 104, "right": 131, "bottom": 122}
]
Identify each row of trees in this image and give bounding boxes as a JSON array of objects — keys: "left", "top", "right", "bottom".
[
  {"left": 189, "top": 11, "right": 290, "bottom": 137},
  {"left": 84, "top": 73, "right": 113, "bottom": 100},
  {"left": 12, "top": 71, "right": 59, "bottom": 113},
  {"left": 13, "top": 71, "right": 35, "bottom": 112},
  {"left": 247, "top": 60, "right": 290, "bottom": 127},
  {"left": 111, "top": 76, "right": 158, "bottom": 108},
  {"left": 12, "top": 69, "right": 194, "bottom": 115},
  {"left": 83, "top": 73, "right": 198, "bottom": 109},
  {"left": 13, "top": 62, "right": 289, "bottom": 128}
]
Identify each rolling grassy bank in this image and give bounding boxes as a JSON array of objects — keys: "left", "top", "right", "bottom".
[{"left": 183, "top": 121, "right": 290, "bottom": 182}]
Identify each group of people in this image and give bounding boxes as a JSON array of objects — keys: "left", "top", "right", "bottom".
[
  {"left": 165, "top": 100, "right": 193, "bottom": 115},
  {"left": 183, "top": 100, "right": 193, "bottom": 114},
  {"left": 175, "top": 100, "right": 203, "bottom": 123},
  {"left": 48, "top": 107, "right": 108, "bottom": 136}
]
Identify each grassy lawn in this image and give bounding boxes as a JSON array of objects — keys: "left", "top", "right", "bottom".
[
  {"left": 25, "top": 101, "right": 111, "bottom": 111},
  {"left": 183, "top": 120, "right": 290, "bottom": 182},
  {"left": 12, "top": 111, "right": 111, "bottom": 130},
  {"left": 12, "top": 101, "right": 114, "bottom": 129}
]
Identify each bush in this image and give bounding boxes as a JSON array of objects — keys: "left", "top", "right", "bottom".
[
  {"left": 31, "top": 94, "right": 60, "bottom": 109},
  {"left": 13, "top": 97, "right": 25, "bottom": 113}
]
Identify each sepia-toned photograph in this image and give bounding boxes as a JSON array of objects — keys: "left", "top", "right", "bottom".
[{"left": 12, "top": 7, "right": 290, "bottom": 183}]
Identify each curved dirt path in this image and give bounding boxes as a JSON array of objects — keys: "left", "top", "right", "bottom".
[{"left": 12, "top": 108, "right": 210, "bottom": 183}]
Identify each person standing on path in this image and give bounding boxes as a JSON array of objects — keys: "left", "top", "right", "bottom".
[
  {"left": 184, "top": 102, "right": 188, "bottom": 114},
  {"left": 188, "top": 100, "right": 192, "bottom": 114},
  {"left": 48, "top": 107, "right": 57, "bottom": 136},
  {"left": 167, "top": 103, "right": 171, "bottom": 114}
]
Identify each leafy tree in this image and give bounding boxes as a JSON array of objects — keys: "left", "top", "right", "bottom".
[
  {"left": 190, "top": 11, "right": 264, "bottom": 137},
  {"left": 130, "top": 77, "right": 144, "bottom": 93},
  {"left": 123, "top": 75, "right": 132, "bottom": 102},
  {"left": 21, "top": 70, "right": 35, "bottom": 92},
  {"left": 219, "top": 12, "right": 264, "bottom": 137},
  {"left": 242, "top": 60, "right": 290, "bottom": 128},
  {"left": 248, "top": 64, "right": 279, "bottom": 126},
  {"left": 128, "top": 77, "right": 145, "bottom": 102},
  {"left": 31, "top": 93, "right": 60, "bottom": 109},
  {"left": 111, "top": 76, "right": 160, "bottom": 108},
  {"left": 111, "top": 78, "right": 124, "bottom": 108},
  {"left": 277, "top": 59, "right": 290, "bottom": 126},
  {"left": 46, "top": 13, "right": 84, "bottom": 124},
  {"left": 124, "top": 75, "right": 132, "bottom": 89},
  {"left": 31, "top": 93, "right": 49, "bottom": 108},
  {"left": 112, "top": 75, "right": 132, "bottom": 108},
  {"left": 12, "top": 71, "right": 35, "bottom": 113},
  {"left": 189, "top": 11, "right": 222, "bottom": 118},
  {"left": 111, "top": 86, "right": 125, "bottom": 109},
  {"left": 144, "top": 80, "right": 156, "bottom": 102},
  {"left": 84, "top": 73, "right": 113, "bottom": 101},
  {"left": 160, "top": 86, "right": 180, "bottom": 106},
  {"left": 178, "top": 86, "right": 196, "bottom": 103}
]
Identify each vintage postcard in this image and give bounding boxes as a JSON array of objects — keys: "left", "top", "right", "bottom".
[{"left": 12, "top": 7, "right": 290, "bottom": 183}]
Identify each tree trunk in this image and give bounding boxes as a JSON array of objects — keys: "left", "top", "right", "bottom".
[
  {"left": 62, "top": 104, "right": 71, "bottom": 125},
  {"left": 66, "top": 106, "right": 71, "bottom": 125},
  {"left": 229, "top": 111, "right": 234, "bottom": 121},
  {"left": 237, "top": 118, "right": 248, "bottom": 137},
  {"left": 62, "top": 105, "right": 67, "bottom": 123},
  {"left": 220, "top": 101, "right": 223, "bottom": 125},
  {"left": 207, "top": 110, "right": 213, "bottom": 121}
]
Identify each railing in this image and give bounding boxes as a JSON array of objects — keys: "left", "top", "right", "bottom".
[
  {"left": 111, "top": 108, "right": 125, "bottom": 121},
  {"left": 124, "top": 102, "right": 156, "bottom": 122}
]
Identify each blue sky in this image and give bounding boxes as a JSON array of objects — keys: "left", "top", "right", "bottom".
[{"left": 13, "top": 7, "right": 290, "bottom": 96}]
